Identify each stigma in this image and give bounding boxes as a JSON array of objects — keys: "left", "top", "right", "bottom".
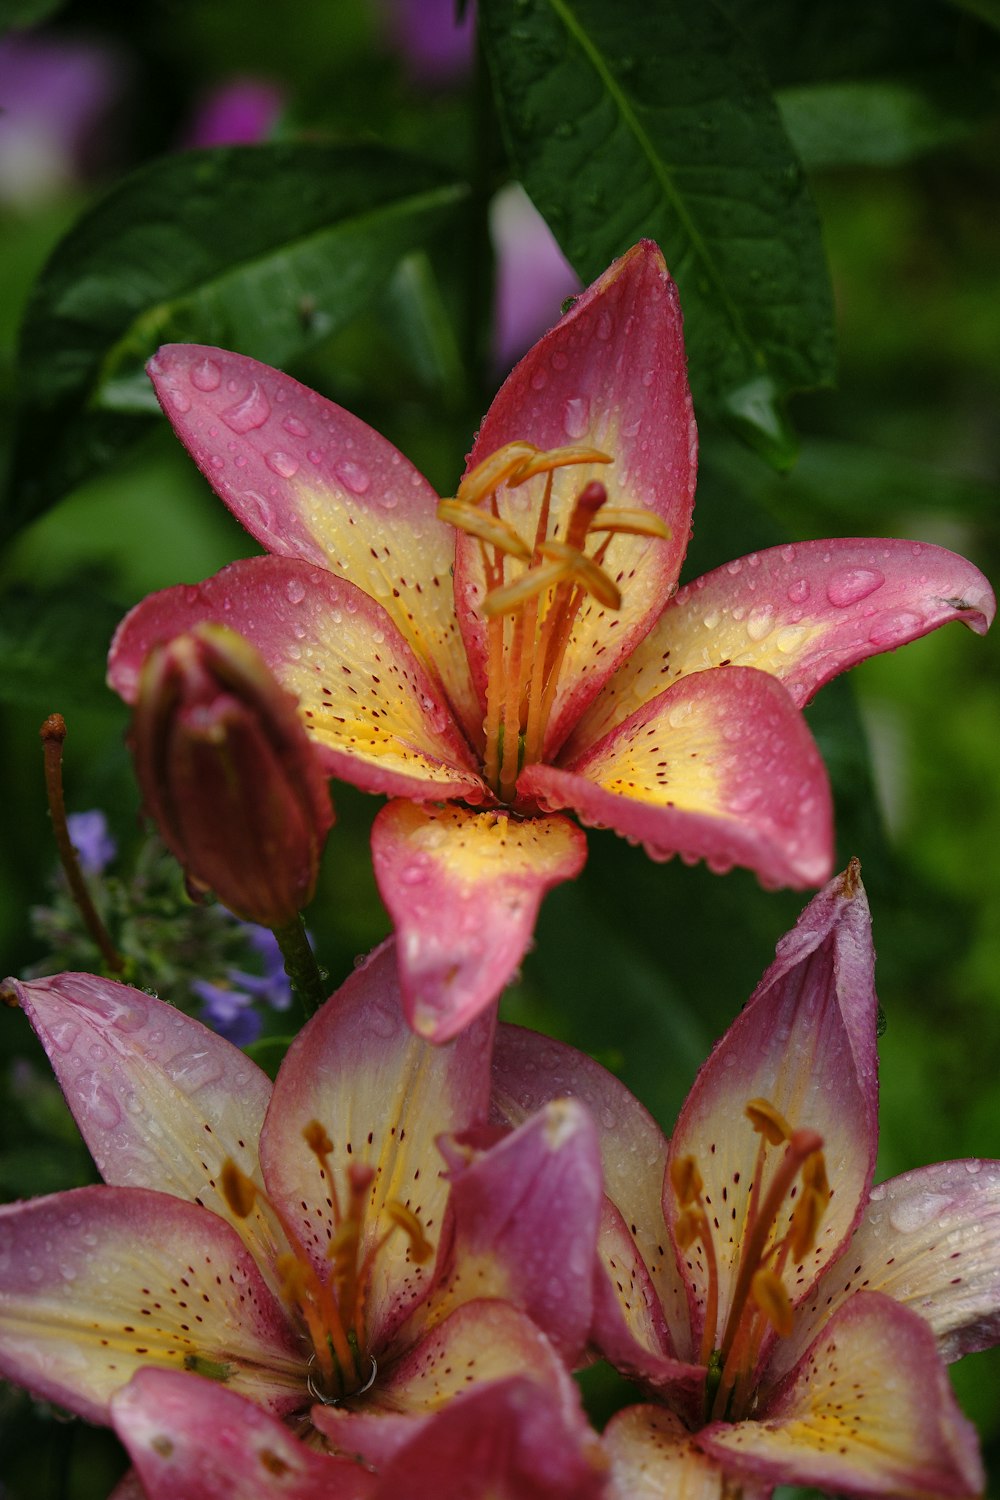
[
  {"left": 439, "top": 442, "right": 670, "bottom": 803},
  {"left": 670, "top": 1096, "right": 831, "bottom": 1423},
  {"left": 221, "top": 1120, "right": 433, "bottom": 1402}
]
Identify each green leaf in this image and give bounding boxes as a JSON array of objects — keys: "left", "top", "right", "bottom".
[
  {"left": 5, "top": 144, "right": 468, "bottom": 539},
  {"left": 0, "top": 0, "right": 64, "bottom": 27},
  {"left": 0, "top": 580, "right": 129, "bottom": 710},
  {"left": 779, "top": 78, "right": 986, "bottom": 169},
  {"left": 479, "top": 0, "right": 835, "bottom": 467},
  {"left": 243, "top": 1035, "right": 294, "bottom": 1079}
]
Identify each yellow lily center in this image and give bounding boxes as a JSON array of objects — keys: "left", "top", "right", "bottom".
[
  {"left": 221, "top": 1120, "right": 433, "bottom": 1402},
  {"left": 439, "top": 441, "right": 670, "bottom": 803},
  {"left": 670, "top": 1095, "right": 831, "bottom": 1424}
]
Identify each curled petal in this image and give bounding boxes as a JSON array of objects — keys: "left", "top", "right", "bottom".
[
  {"left": 147, "top": 344, "right": 479, "bottom": 738},
  {"left": 369, "top": 1375, "right": 608, "bottom": 1500},
  {"left": 574, "top": 538, "right": 995, "bottom": 748},
  {"left": 112, "top": 1368, "right": 371, "bottom": 1500},
  {"left": 490, "top": 1024, "right": 689, "bottom": 1355},
  {"left": 774, "top": 1158, "right": 1000, "bottom": 1378},
  {"left": 701, "top": 1293, "right": 984, "bottom": 1498},
  {"left": 109, "top": 556, "right": 485, "bottom": 802},
  {"left": 665, "top": 866, "right": 877, "bottom": 1364},
  {"left": 372, "top": 802, "right": 587, "bottom": 1040},
  {"left": 259, "top": 941, "right": 493, "bottom": 1348},
  {"left": 433, "top": 1098, "right": 603, "bottom": 1363},
  {"left": 455, "top": 241, "right": 697, "bottom": 750},
  {"left": 522, "top": 666, "right": 832, "bottom": 889},
  {"left": 0, "top": 1187, "right": 303, "bottom": 1423},
  {"left": 9, "top": 972, "right": 284, "bottom": 1282}
]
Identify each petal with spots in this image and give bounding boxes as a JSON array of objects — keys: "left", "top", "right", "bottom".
[
  {"left": 430, "top": 1099, "right": 603, "bottom": 1363},
  {"left": 773, "top": 1158, "right": 1000, "bottom": 1379},
  {"left": 108, "top": 556, "right": 486, "bottom": 802},
  {"left": 9, "top": 972, "right": 284, "bottom": 1286},
  {"left": 0, "top": 1187, "right": 304, "bottom": 1425},
  {"left": 701, "top": 1293, "right": 984, "bottom": 1498},
  {"left": 573, "top": 538, "right": 995, "bottom": 749},
  {"left": 147, "top": 344, "right": 478, "bottom": 737},
  {"left": 371, "top": 802, "right": 587, "bottom": 1041},
  {"left": 521, "top": 666, "right": 833, "bottom": 889},
  {"left": 112, "top": 1368, "right": 372, "bottom": 1500},
  {"left": 665, "top": 866, "right": 877, "bottom": 1365},
  {"left": 603, "top": 1404, "right": 739, "bottom": 1500},
  {"left": 490, "top": 1023, "right": 689, "bottom": 1354},
  {"left": 258, "top": 941, "right": 494, "bottom": 1349},
  {"left": 453, "top": 240, "right": 697, "bottom": 751}
]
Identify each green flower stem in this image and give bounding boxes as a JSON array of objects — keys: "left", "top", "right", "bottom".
[{"left": 272, "top": 914, "right": 326, "bottom": 1020}]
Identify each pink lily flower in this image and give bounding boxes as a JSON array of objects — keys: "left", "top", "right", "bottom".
[
  {"left": 110, "top": 1365, "right": 608, "bottom": 1498},
  {"left": 0, "top": 944, "right": 601, "bottom": 1443},
  {"left": 107, "top": 241, "right": 995, "bottom": 1041},
  {"left": 492, "top": 866, "right": 1000, "bottom": 1498}
]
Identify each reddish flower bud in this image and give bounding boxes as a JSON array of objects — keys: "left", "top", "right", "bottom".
[{"left": 130, "top": 624, "right": 334, "bottom": 927}]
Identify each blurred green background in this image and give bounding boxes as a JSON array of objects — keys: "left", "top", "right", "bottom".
[{"left": 1, "top": 0, "right": 999, "bottom": 1494}]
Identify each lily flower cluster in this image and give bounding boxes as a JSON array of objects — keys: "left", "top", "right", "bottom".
[
  {"left": 2, "top": 240, "right": 997, "bottom": 1499},
  {"left": 2, "top": 869, "right": 999, "bottom": 1499},
  {"left": 106, "top": 240, "right": 994, "bottom": 1040}
]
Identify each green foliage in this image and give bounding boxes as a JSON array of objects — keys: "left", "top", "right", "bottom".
[
  {"left": 479, "top": 0, "right": 835, "bottom": 465},
  {"left": 5, "top": 144, "right": 468, "bottom": 535}
]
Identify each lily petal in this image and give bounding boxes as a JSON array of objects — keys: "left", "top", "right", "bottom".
[
  {"left": 490, "top": 1023, "right": 689, "bottom": 1355},
  {"left": 700, "top": 1293, "right": 984, "bottom": 1499},
  {"left": 773, "top": 1159, "right": 1000, "bottom": 1378},
  {"left": 431, "top": 1098, "right": 603, "bottom": 1363},
  {"left": 0, "top": 1187, "right": 303, "bottom": 1424},
  {"left": 603, "top": 1404, "right": 750, "bottom": 1500},
  {"left": 454, "top": 240, "right": 697, "bottom": 752},
  {"left": 521, "top": 665, "right": 832, "bottom": 888},
  {"left": 108, "top": 556, "right": 486, "bottom": 801},
  {"left": 368, "top": 1375, "right": 608, "bottom": 1500},
  {"left": 574, "top": 538, "right": 995, "bottom": 749},
  {"left": 666, "top": 866, "right": 878, "bottom": 1362},
  {"left": 112, "top": 1368, "right": 372, "bottom": 1500},
  {"left": 371, "top": 802, "right": 587, "bottom": 1040},
  {"left": 147, "top": 344, "right": 479, "bottom": 737},
  {"left": 9, "top": 972, "right": 283, "bottom": 1280},
  {"left": 258, "top": 940, "right": 493, "bottom": 1348}
]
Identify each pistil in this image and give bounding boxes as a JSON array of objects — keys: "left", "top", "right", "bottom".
[{"left": 439, "top": 441, "right": 670, "bottom": 800}]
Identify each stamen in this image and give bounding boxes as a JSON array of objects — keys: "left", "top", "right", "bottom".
[
  {"left": 383, "top": 1200, "right": 435, "bottom": 1264},
  {"left": 436, "top": 500, "right": 532, "bottom": 559},
  {"left": 220, "top": 1158, "right": 258, "bottom": 1219},
  {"left": 480, "top": 558, "right": 571, "bottom": 618},
  {"left": 788, "top": 1150, "right": 831, "bottom": 1260},
  {"left": 670, "top": 1154, "right": 704, "bottom": 1206},
  {"left": 506, "top": 444, "right": 612, "bottom": 484},
  {"left": 745, "top": 1098, "right": 793, "bottom": 1146},
  {"left": 538, "top": 540, "right": 622, "bottom": 609},
  {"left": 751, "top": 1268, "right": 794, "bottom": 1337},
  {"left": 455, "top": 441, "right": 540, "bottom": 506},
  {"left": 588, "top": 507, "right": 672, "bottom": 540}
]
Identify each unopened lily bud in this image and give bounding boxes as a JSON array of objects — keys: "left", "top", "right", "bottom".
[{"left": 129, "top": 623, "right": 334, "bottom": 928}]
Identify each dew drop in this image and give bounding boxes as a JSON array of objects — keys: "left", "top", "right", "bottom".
[
  {"left": 596, "top": 313, "right": 613, "bottom": 341},
  {"left": 221, "top": 382, "right": 271, "bottom": 433},
  {"left": 787, "top": 578, "right": 810, "bottom": 605},
  {"left": 530, "top": 368, "right": 548, "bottom": 391},
  {"left": 266, "top": 450, "right": 300, "bottom": 479},
  {"left": 282, "top": 415, "right": 309, "bottom": 438},
  {"left": 209, "top": 454, "right": 225, "bottom": 470},
  {"left": 285, "top": 579, "right": 306, "bottom": 605},
  {"left": 868, "top": 610, "right": 922, "bottom": 648},
  {"left": 335, "top": 459, "right": 371, "bottom": 495},
  {"left": 168, "top": 390, "right": 191, "bottom": 415},
  {"left": 551, "top": 350, "right": 569, "bottom": 371},
  {"left": 562, "top": 395, "right": 590, "bottom": 439},
  {"left": 826, "top": 568, "right": 884, "bottom": 609},
  {"left": 775, "top": 625, "right": 808, "bottom": 654},
  {"left": 745, "top": 606, "right": 774, "bottom": 642},
  {"left": 190, "top": 357, "right": 222, "bottom": 393}
]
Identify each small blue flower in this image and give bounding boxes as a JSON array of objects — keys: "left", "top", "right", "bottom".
[
  {"left": 66, "top": 810, "right": 117, "bottom": 876},
  {"left": 190, "top": 979, "right": 263, "bottom": 1047}
]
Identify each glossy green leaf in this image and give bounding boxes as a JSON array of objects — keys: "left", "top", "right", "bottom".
[
  {"left": 779, "top": 79, "right": 985, "bottom": 168},
  {"left": 0, "top": 582, "right": 131, "bottom": 709},
  {"left": 478, "top": 0, "right": 835, "bottom": 466},
  {"left": 4, "top": 143, "right": 468, "bottom": 538}
]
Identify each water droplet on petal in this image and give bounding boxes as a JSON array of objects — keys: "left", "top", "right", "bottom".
[
  {"left": 335, "top": 459, "right": 370, "bottom": 494},
  {"left": 282, "top": 415, "right": 309, "bottom": 438},
  {"left": 191, "top": 357, "right": 222, "bottom": 393},
  {"left": 266, "top": 450, "right": 300, "bottom": 478},
  {"left": 787, "top": 578, "right": 810, "bottom": 604},
  {"left": 551, "top": 350, "right": 569, "bottom": 371},
  {"left": 826, "top": 568, "right": 885, "bottom": 608},
  {"left": 745, "top": 606, "right": 774, "bottom": 642},
  {"left": 562, "top": 395, "right": 590, "bottom": 439},
  {"left": 221, "top": 382, "right": 271, "bottom": 433},
  {"left": 775, "top": 625, "right": 808, "bottom": 654},
  {"left": 868, "top": 610, "right": 922, "bottom": 648},
  {"left": 530, "top": 368, "right": 548, "bottom": 391},
  {"left": 286, "top": 579, "right": 306, "bottom": 605},
  {"left": 596, "top": 313, "right": 613, "bottom": 341},
  {"left": 168, "top": 389, "right": 191, "bottom": 414}
]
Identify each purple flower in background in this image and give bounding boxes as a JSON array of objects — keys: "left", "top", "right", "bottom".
[
  {"left": 0, "top": 32, "right": 124, "bottom": 204},
  {"left": 491, "top": 181, "right": 581, "bottom": 372},
  {"left": 379, "top": 0, "right": 475, "bottom": 86},
  {"left": 66, "top": 810, "right": 117, "bottom": 877},
  {"left": 189, "top": 978, "right": 262, "bottom": 1046},
  {"left": 181, "top": 78, "right": 284, "bottom": 148},
  {"left": 192, "top": 925, "right": 292, "bottom": 1044}
]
